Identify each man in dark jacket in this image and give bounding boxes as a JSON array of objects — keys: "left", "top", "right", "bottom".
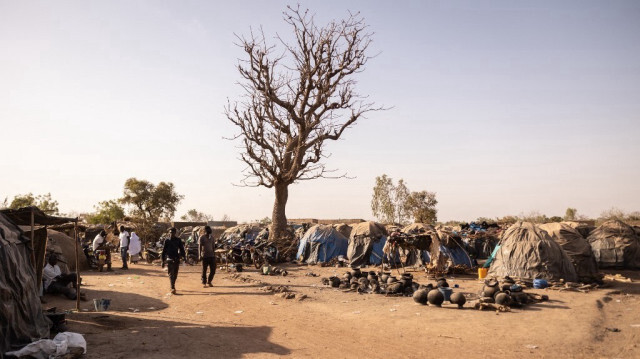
[
  {"left": 161, "top": 227, "right": 185, "bottom": 294},
  {"left": 199, "top": 226, "right": 216, "bottom": 288}
]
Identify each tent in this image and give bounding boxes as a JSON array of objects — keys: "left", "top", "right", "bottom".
[
  {"left": 347, "top": 221, "right": 388, "bottom": 266},
  {"left": 564, "top": 221, "right": 596, "bottom": 238},
  {"left": 296, "top": 225, "right": 349, "bottom": 264},
  {"left": 488, "top": 222, "right": 578, "bottom": 282},
  {"left": 333, "top": 223, "right": 352, "bottom": 239},
  {"left": 587, "top": 220, "right": 640, "bottom": 269},
  {"left": 539, "top": 222, "right": 600, "bottom": 283},
  {"left": 0, "top": 212, "right": 50, "bottom": 354},
  {"left": 46, "top": 230, "right": 90, "bottom": 272}
]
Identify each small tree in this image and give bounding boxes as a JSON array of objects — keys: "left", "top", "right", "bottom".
[
  {"left": 404, "top": 191, "right": 438, "bottom": 224},
  {"left": 226, "top": 6, "right": 382, "bottom": 241},
  {"left": 9, "top": 193, "right": 60, "bottom": 215},
  {"left": 371, "top": 174, "right": 396, "bottom": 224},
  {"left": 87, "top": 200, "right": 125, "bottom": 224},
  {"left": 180, "top": 209, "right": 213, "bottom": 222},
  {"left": 371, "top": 175, "right": 437, "bottom": 225},
  {"left": 120, "top": 178, "right": 184, "bottom": 241},
  {"left": 564, "top": 207, "right": 577, "bottom": 221},
  {"left": 393, "top": 179, "right": 411, "bottom": 224},
  {"left": 599, "top": 207, "right": 625, "bottom": 221}
]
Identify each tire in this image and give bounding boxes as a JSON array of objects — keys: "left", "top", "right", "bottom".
[{"left": 146, "top": 255, "right": 154, "bottom": 264}]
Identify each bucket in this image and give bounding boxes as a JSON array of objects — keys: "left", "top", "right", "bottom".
[
  {"left": 478, "top": 268, "right": 488, "bottom": 279},
  {"left": 438, "top": 287, "right": 453, "bottom": 302},
  {"left": 93, "top": 298, "right": 111, "bottom": 312}
]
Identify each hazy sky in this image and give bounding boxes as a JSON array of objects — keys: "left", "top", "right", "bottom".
[{"left": 1, "top": 1, "right": 639, "bottom": 222}]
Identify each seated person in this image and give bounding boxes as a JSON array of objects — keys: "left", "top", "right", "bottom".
[
  {"left": 43, "top": 255, "right": 84, "bottom": 300},
  {"left": 92, "top": 230, "right": 113, "bottom": 271}
]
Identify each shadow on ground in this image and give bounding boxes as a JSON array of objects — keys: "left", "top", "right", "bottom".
[
  {"left": 67, "top": 312, "right": 290, "bottom": 359},
  {"left": 44, "top": 289, "right": 168, "bottom": 314}
]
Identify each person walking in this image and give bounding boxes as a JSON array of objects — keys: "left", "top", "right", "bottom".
[
  {"left": 118, "top": 226, "right": 130, "bottom": 270},
  {"left": 199, "top": 226, "right": 216, "bottom": 288},
  {"left": 162, "top": 227, "right": 185, "bottom": 294}
]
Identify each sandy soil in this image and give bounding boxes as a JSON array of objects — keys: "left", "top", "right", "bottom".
[{"left": 43, "top": 256, "right": 640, "bottom": 359}]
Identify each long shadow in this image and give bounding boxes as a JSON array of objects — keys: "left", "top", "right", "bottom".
[
  {"left": 67, "top": 312, "right": 290, "bottom": 358},
  {"left": 44, "top": 289, "right": 168, "bottom": 314}
]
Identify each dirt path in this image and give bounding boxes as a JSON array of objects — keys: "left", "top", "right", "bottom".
[{"left": 44, "top": 258, "right": 640, "bottom": 358}]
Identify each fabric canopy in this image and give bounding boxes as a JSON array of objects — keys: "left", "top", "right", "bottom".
[{"left": 0, "top": 206, "right": 77, "bottom": 226}]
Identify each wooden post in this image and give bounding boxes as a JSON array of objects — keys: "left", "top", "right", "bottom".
[
  {"left": 30, "top": 207, "right": 36, "bottom": 268},
  {"left": 74, "top": 220, "right": 80, "bottom": 311}
]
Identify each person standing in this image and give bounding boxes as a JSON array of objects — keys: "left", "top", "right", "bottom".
[
  {"left": 118, "top": 226, "right": 130, "bottom": 270},
  {"left": 199, "top": 226, "right": 216, "bottom": 288},
  {"left": 128, "top": 231, "right": 142, "bottom": 264},
  {"left": 162, "top": 227, "right": 185, "bottom": 294}
]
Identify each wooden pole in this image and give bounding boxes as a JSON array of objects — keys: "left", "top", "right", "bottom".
[
  {"left": 30, "top": 208, "right": 36, "bottom": 268},
  {"left": 74, "top": 220, "right": 80, "bottom": 311}
]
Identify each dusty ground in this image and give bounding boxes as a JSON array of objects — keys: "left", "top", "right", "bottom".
[{"left": 44, "top": 256, "right": 640, "bottom": 359}]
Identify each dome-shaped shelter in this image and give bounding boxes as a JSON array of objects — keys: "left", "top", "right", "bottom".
[
  {"left": 347, "top": 221, "right": 388, "bottom": 266},
  {"left": 539, "top": 223, "right": 600, "bottom": 283},
  {"left": 488, "top": 222, "right": 578, "bottom": 282},
  {"left": 296, "top": 225, "right": 348, "bottom": 264},
  {"left": 587, "top": 220, "right": 640, "bottom": 269}
]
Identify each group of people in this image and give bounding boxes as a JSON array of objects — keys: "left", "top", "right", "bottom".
[
  {"left": 43, "top": 225, "right": 217, "bottom": 300},
  {"left": 91, "top": 226, "right": 142, "bottom": 271},
  {"left": 161, "top": 226, "right": 217, "bottom": 294}
]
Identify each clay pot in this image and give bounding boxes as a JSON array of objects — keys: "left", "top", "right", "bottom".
[
  {"left": 482, "top": 285, "right": 499, "bottom": 298},
  {"left": 387, "top": 276, "right": 398, "bottom": 284},
  {"left": 437, "top": 279, "right": 449, "bottom": 288},
  {"left": 400, "top": 273, "right": 413, "bottom": 288},
  {"left": 484, "top": 278, "right": 499, "bottom": 287},
  {"left": 494, "top": 292, "right": 511, "bottom": 306},
  {"left": 380, "top": 274, "right": 390, "bottom": 284},
  {"left": 343, "top": 272, "right": 352, "bottom": 281},
  {"left": 350, "top": 268, "right": 361, "bottom": 278},
  {"left": 413, "top": 289, "right": 428, "bottom": 305},
  {"left": 367, "top": 272, "right": 378, "bottom": 282},
  {"left": 386, "top": 282, "right": 403, "bottom": 294},
  {"left": 329, "top": 277, "right": 341, "bottom": 288},
  {"left": 427, "top": 289, "right": 444, "bottom": 306},
  {"left": 357, "top": 277, "right": 369, "bottom": 287},
  {"left": 450, "top": 292, "right": 466, "bottom": 308}
]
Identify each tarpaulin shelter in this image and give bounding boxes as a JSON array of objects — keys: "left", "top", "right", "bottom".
[
  {"left": 539, "top": 222, "right": 600, "bottom": 283},
  {"left": 587, "top": 220, "right": 640, "bottom": 269},
  {"left": 0, "top": 207, "right": 81, "bottom": 309},
  {"left": 347, "top": 221, "right": 388, "bottom": 266},
  {"left": 296, "top": 225, "right": 348, "bottom": 264},
  {"left": 488, "top": 222, "right": 578, "bottom": 282},
  {"left": 0, "top": 211, "right": 58, "bottom": 354},
  {"left": 219, "top": 224, "right": 263, "bottom": 245}
]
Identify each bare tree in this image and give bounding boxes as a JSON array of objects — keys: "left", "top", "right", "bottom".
[{"left": 226, "top": 6, "right": 382, "bottom": 240}]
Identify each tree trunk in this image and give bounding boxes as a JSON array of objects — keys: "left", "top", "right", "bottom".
[{"left": 270, "top": 182, "right": 289, "bottom": 241}]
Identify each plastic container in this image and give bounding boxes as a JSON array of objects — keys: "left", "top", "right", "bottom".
[
  {"left": 533, "top": 278, "right": 548, "bottom": 289},
  {"left": 478, "top": 268, "right": 488, "bottom": 279},
  {"left": 438, "top": 287, "right": 453, "bottom": 302}
]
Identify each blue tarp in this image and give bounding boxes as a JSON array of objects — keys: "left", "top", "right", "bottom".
[
  {"left": 297, "top": 225, "right": 349, "bottom": 263},
  {"left": 369, "top": 236, "right": 387, "bottom": 265},
  {"left": 483, "top": 244, "right": 501, "bottom": 268},
  {"left": 420, "top": 245, "right": 474, "bottom": 268}
]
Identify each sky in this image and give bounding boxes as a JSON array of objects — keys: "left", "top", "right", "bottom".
[{"left": 1, "top": 0, "right": 639, "bottom": 222}]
